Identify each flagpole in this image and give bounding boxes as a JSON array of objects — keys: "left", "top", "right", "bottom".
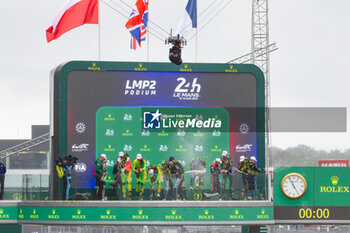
[
  {"left": 195, "top": 28, "right": 197, "bottom": 62},
  {"left": 147, "top": 30, "right": 149, "bottom": 62},
  {"left": 98, "top": 0, "right": 101, "bottom": 60},
  {"left": 147, "top": 1, "right": 149, "bottom": 62}
]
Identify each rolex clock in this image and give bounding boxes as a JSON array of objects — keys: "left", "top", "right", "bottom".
[{"left": 280, "top": 173, "right": 307, "bottom": 199}]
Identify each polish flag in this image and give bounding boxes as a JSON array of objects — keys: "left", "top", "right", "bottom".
[{"left": 46, "top": 0, "right": 98, "bottom": 43}]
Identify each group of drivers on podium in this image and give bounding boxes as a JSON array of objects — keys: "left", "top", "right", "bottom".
[{"left": 94, "top": 150, "right": 264, "bottom": 201}]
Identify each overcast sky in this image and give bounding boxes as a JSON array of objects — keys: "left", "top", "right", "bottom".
[{"left": 0, "top": 0, "right": 349, "bottom": 151}]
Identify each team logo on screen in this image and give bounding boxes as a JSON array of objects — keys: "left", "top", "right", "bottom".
[
  {"left": 72, "top": 143, "right": 89, "bottom": 152},
  {"left": 239, "top": 123, "right": 249, "bottom": 134},
  {"left": 75, "top": 122, "right": 86, "bottom": 134},
  {"left": 173, "top": 77, "right": 201, "bottom": 100},
  {"left": 235, "top": 144, "right": 253, "bottom": 153},
  {"left": 143, "top": 110, "right": 162, "bottom": 129},
  {"left": 125, "top": 80, "right": 156, "bottom": 96},
  {"left": 74, "top": 163, "right": 87, "bottom": 173}
]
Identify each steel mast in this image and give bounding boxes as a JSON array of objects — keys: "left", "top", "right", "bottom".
[{"left": 251, "top": 0, "right": 272, "bottom": 201}]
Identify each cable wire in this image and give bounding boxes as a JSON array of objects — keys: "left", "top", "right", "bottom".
[{"left": 188, "top": 0, "right": 233, "bottom": 41}]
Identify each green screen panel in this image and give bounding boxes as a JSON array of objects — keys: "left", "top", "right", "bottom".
[{"left": 96, "top": 107, "right": 229, "bottom": 190}]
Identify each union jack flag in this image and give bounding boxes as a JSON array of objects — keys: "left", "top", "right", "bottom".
[{"left": 125, "top": 0, "right": 149, "bottom": 50}]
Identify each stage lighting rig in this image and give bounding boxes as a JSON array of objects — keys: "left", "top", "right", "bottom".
[{"left": 165, "top": 34, "right": 187, "bottom": 65}]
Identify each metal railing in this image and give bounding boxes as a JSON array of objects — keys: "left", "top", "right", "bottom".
[{"left": 0, "top": 133, "right": 50, "bottom": 159}]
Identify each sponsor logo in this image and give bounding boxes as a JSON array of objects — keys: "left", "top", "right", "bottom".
[
  {"left": 257, "top": 209, "right": 269, "bottom": 219},
  {"left": 75, "top": 122, "right": 86, "bottom": 134},
  {"left": 134, "top": 63, "right": 147, "bottom": 71},
  {"left": 132, "top": 209, "right": 149, "bottom": 220},
  {"left": 88, "top": 62, "right": 100, "bottom": 71},
  {"left": 331, "top": 176, "right": 339, "bottom": 185},
  {"left": 75, "top": 163, "right": 87, "bottom": 173},
  {"left": 211, "top": 145, "right": 222, "bottom": 152},
  {"left": 100, "top": 209, "right": 116, "bottom": 220},
  {"left": 124, "top": 145, "right": 132, "bottom": 151},
  {"left": 0, "top": 209, "right": 9, "bottom": 219},
  {"left": 88, "top": 62, "right": 101, "bottom": 71},
  {"left": 140, "top": 145, "right": 151, "bottom": 152},
  {"left": 225, "top": 65, "right": 238, "bottom": 73},
  {"left": 195, "top": 115, "right": 203, "bottom": 121},
  {"left": 144, "top": 110, "right": 221, "bottom": 130},
  {"left": 173, "top": 77, "right": 201, "bottom": 100},
  {"left": 239, "top": 123, "right": 249, "bottom": 134},
  {"left": 163, "top": 118, "right": 221, "bottom": 129},
  {"left": 72, "top": 209, "right": 86, "bottom": 220},
  {"left": 176, "top": 145, "right": 186, "bottom": 152},
  {"left": 158, "top": 130, "right": 169, "bottom": 136},
  {"left": 212, "top": 130, "right": 221, "bottom": 136},
  {"left": 144, "top": 110, "right": 162, "bottom": 129},
  {"left": 18, "top": 209, "right": 24, "bottom": 219},
  {"left": 236, "top": 144, "right": 253, "bottom": 153},
  {"left": 106, "top": 160, "right": 115, "bottom": 167},
  {"left": 159, "top": 145, "right": 168, "bottom": 151},
  {"left": 104, "top": 114, "right": 115, "bottom": 121},
  {"left": 123, "top": 114, "right": 133, "bottom": 121},
  {"left": 198, "top": 209, "right": 215, "bottom": 220},
  {"left": 319, "top": 160, "right": 350, "bottom": 167},
  {"left": 193, "top": 130, "right": 204, "bottom": 137},
  {"left": 141, "top": 129, "right": 150, "bottom": 136},
  {"left": 122, "top": 129, "right": 133, "bottom": 136},
  {"left": 180, "top": 64, "right": 192, "bottom": 72},
  {"left": 125, "top": 80, "right": 156, "bottom": 96},
  {"left": 320, "top": 176, "right": 349, "bottom": 193},
  {"left": 104, "top": 144, "right": 116, "bottom": 152},
  {"left": 105, "top": 129, "right": 115, "bottom": 136},
  {"left": 29, "top": 209, "right": 39, "bottom": 219},
  {"left": 48, "top": 209, "right": 60, "bottom": 219},
  {"left": 165, "top": 209, "right": 183, "bottom": 220},
  {"left": 195, "top": 145, "right": 203, "bottom": 152},
  {"left": 72, "top": 143, "right": 89, "bottom": 152},
  {"left": 177, "top": 130, "right": 186, "bottom": 136}
]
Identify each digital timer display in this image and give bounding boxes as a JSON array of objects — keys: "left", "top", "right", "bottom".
[
  {"left": 298, "top": 208, "right": 329, "bottom": 219},
  {"left": 274, "top": 206, "right": 350, "bottom": 222}
]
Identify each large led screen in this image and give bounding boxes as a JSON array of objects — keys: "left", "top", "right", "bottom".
[{"left": 52, "top": 62, "right": 265, "bottom": 200}]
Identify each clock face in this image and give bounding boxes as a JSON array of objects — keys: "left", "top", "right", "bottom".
[{"left": 281, "top": 173, "right": 307, "bottom": 199}]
